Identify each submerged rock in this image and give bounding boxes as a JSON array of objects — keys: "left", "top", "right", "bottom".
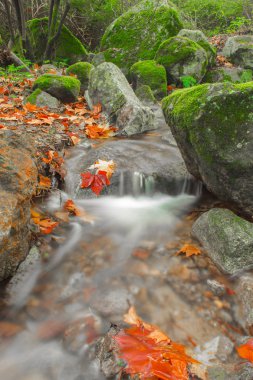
[
  {"left": 192, "top": 208, "right": 253, "bottom": 275},
  {"left": 178, "top": 29, "right": 216, "bottom": 66},
  {"left": 155, "top": 36, "right": 208, "bottom": 83},
  {"left": 101, "top": 0, "right": 183, "bottom": 73},
  {"left": 33, "top": 74, "right": 81, "bottom": 103},
  {"left": 88, "top": 62, "right": 155, "bottom": 136},
  {"left": 162, "top": 82, "right": 253, "bottom": 214},
  {"left": 0, "top": 132, "right": 38, "bottom": 280},
  {"left": 222, "top": 35, "right": 253, "bottom": 69}
]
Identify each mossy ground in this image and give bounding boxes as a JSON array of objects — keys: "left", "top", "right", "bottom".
[
  {"left": 26, "top": 17, "right": 87, "bottom": 64},
  {"left": 101, "top": 4, "right": 183, "bottom": 72},
  {"left": 130, "top": 60, "right": 167, "bottom": 99}
]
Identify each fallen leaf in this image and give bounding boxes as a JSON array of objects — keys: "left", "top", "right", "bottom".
[
  {"left": 38, "top": 174, "right": 51, "bottom": 189},
  {"left": 236, "top": 339, "right": 253, "bottom": 363},
  {"left": 176, "top": 244, "right": 202, "bottom": 257}
]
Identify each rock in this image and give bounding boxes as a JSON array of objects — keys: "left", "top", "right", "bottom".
[
  {"left": 25, "top": 17, "right": 87, "bottom": 64},
  {"left": 135, "top": 85, "right": 157, "bottom": 106},
  {"left": 207, "top": 367, "right": 230, "bottom": 380},
  {"left": 235, "top": 276, "right": 253, "bottom": 333},
  {"left": 204, "top": 67, "right": 253, "bottom": 83},
  {"left": 223, "top": 35, "right": 253, "bottom": 69},
  {"left": 206, "top": 279, "right": 226, "bottom": 296},
  {"left": 192, "top": 208, "right": 253, "bottom": 275},
  {"left": 38, "top": 64, "right": 59, "bottom": 74},
  {"left": 66, "top": 62, "right": 94, "bottom": 93},
  {"left": 155, "top": 36, "right": 208, "bottom": 83},
  {"left": 232, "top": 363, "right": 253, "bottom": 380},
  {"left": 101, "top": 0, "right": 183, "bottom": 73},
  {"left": 194, "top": 335, "right": 234, "bottom": 364},
  {"left": 88, "top": 62, "right": 155, "bottom": 136},
  {"left": 178, "top": 29, "right": 216, "bottom": 66},
  {"left": 33, "top": 74, "right": 81, "bottom": 103},
  {"left": 162, "top": 82, "right": 253, "bottom": 214},
  {"left": 26, "top": 89, "right": 60, "bottom": 109},
  {"left": 130, "top": 60, "right": 167, "bottom": 99},
  {"left": 91, "top": 52, "right": 106, "bottom": 67},
  {"left": 0, "top": 132, "right": 37, "bottom": 280}
]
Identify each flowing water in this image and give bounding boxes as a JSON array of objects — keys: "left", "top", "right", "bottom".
[{"left": 0, "top": 118, "right": 240, "bottom": 380}]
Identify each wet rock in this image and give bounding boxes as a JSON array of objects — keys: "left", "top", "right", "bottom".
[
  {"left": 0, "top": 132, "right": 38, "bottom": 280},
  {"left": 33, "top": 74, "right": 81, "bottom": 103},
  {"left": 207, "top": 279, "right": 226, "bottom": 296},
  {"left": 194, "top": 335, "right": 234, "bottom": 365},
  {"left": 192, "top": 208, "right": 253, "bottom": 275},
  {"left": 162, "top": 82, "right": 253, "bottom": 214},
  {"left": 26, "top": 89, "right": 60, "bottom": 109},
  {"left": 223, "top": 35, "right": 253, "bottom": 69},
  {"left": 88, "top": 62, "right": 155, "bottom": 136},
  {"left": 96, "top": 326, "right": 121, "bottom": 379},
  {"left": 234, "top": 275, "right": 253, "bottom": 333}
]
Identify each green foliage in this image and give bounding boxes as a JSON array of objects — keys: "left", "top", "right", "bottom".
[
  {"left": 226, "top": 17, "right": 251, "bottom": 34},
  {"left": 240, "top": 69, "right": 253, "bottom": 83},
  {"left": 180, "top": 75, "right": 197, "bottom": 88},
  {"left": 26, "top": 89, "right": 42, "bottom": 104}
]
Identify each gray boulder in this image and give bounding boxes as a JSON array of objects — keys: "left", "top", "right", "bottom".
[
  {"left": 162, "top": 82, "right": 253, "bottom": 214},
  {"left": 178, "top": 29, "right": 216, "bottom": 66},
  {"left": 26, "top": 89, "right": 60, "bottom": 109},
  {"left": 155, "top": 36, "right": 208, "bottom": 83},
  {"left": 88, "top": 62, "right": 155, "bottom": 136},
  {"left": 192, "top": 208, "right": 253, "bottom": 275},
  {"left": 223, "top": 35, "right": 253, "bottom": 69},
  {"left": 203, "top": 67, "right": 253, "bottom": 83}
]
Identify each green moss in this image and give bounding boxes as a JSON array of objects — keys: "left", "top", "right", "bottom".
[
  {"left": 26, "top": 17, "right": 87, "bottom": 64},
  {"left": 66, "top": 62, "right": 93, "bottom": 91},
  {"left": 130, "top": 60, "right": 167, "bottom": 99},
  {"left": 101, "top": 2, "right": 183, "bottom": 72},
  {"left": 26, "top": 88, "right": 42, "bottom": 104}
]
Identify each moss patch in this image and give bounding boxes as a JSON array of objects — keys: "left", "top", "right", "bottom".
[
  {"left": 130, "top": 60, "right": 167, "bottom": 99},
  {"left": 101, "top": 1, "right": 183, "bottom": 73},
  {"left": 26, "top": 88, "right": 42, "bottom": 104},
  {"left": 66, "top": 62, "right": 94, "bottom": 91},
  {"left": 26, "top": 17, "right": 87, "bottom": 64}
]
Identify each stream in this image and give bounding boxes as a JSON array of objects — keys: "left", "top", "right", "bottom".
[{"left": 0, "top": 108, "right": 243, "bottom": 380}]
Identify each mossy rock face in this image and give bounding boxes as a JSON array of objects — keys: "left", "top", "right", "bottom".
[
  {"left": 223, "top": 35, "right": 253, "bottom": 69},
  {"left": 192, "top": 208, "right": 253, "bottom": 275},
  {"left": 130, "top": 60, "right": 167, "bottom": 99},
  {"left": 101, "top": 0, "right": 183, "bottom": 73},
  {"left": 66, "top": 62, "right": 94, "bottom": 92},
  {"left": 26, "top": 88, "right": 60, "bottom": 108},
  {"left": 204, "top": 67, "right": 253, "bottom": 84},
  {"left": 155, "top": 36, "right": 208, "bottom": 83},
  {"left": 26, "top": 17, "right": 87, "bottom": 64},
  {"left": 33, "top": 74, "right": 81, "bottom": 103},
  {"left": 162, "top": 82, "right": 253, "bottom": 214},
  {"left": 178, "top": 29, "right": 216, "bottom": 66},
  {"left": 135, "top": 85, "right": 157, "bottom": 105}
]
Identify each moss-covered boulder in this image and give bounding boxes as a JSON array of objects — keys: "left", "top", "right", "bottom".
[
  {"left": 26, "top": 89, "right": 60, "bottom": 109},
  {"left": 33, "top": 74, "right": 81, "bottom": 103},
  {"left": 204, "top": 67, "right": 253, "bottom": 84},
  {"left": 162, "top": 82, "right": 253, "bottom": 214},
  {"left": 26, "top": 17, "right": 87, "bottom": 64},
  {"left": 88, "top": 62, "right": 155, "bottom": 136},
  {"left": 177, "top": 29, "right": 216, "bottom": 66},
  {"left": 130, "top": 60, "right": 167, "bottom": 99},
  {"left": 192, "top": 208, "right": 253, "bottom": 275},
  {"left": 101, "top": 0, "right": 183, "bottom": 73},
  {"left": 222, "top": 35, "right": 253, "bottom": 70},
  {"left": 155, "top": 36, "right": 208, "bottom": 83},
  {"left": 66, "top": 62, "right": 94, "bottom": 93}
]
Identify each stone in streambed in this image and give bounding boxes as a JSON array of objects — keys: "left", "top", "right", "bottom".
[
  {"left": 192, "top": 208, "right": 253, "bottom": 275},
  {"left": 88, "top": 62, "right": 155, "bottom": 136},
  {"left": 26, "top": 89, "right": 60, "bottom": 109}
]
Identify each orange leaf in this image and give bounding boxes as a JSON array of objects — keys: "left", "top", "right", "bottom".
[
  {"left": 24, "top": 102, "right": 39, "bottom": 112},
  {"left": 236, "top": 338, "right": 253, "bottom": 363},
  {"left": 176, "top": 244, "right": 201, "bottom": 257},
  {"left": 38, "top": 174, "right": 51, "bottom": 189},
  {"left": 64, "top": 199, "right": 82, "bottom": 216}
]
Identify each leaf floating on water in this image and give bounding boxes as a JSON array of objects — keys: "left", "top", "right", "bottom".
[
  {"left": 176, "top": 243, "right": 202, "bottom": 258},
  {"left": 31, "top": 209, "right": 58, "bottom": 234},
  {"left": 236, "top": 338, "right": 253, "bottom": 363},
  {"left": 63, "top": 199, "right": 95, "bottom": 223},
  {"left": 113, "top": 306, "right": 198, "bottom": 380}
]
